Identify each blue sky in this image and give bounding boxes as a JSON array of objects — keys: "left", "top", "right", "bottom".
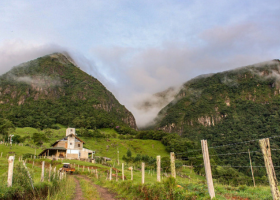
[{"left": 1, "top": 0, "right": 280, "bottom": 126}]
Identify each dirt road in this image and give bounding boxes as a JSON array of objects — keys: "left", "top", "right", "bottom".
[{"left": 72, "top": 175, "right": 117, "bottom": 200}]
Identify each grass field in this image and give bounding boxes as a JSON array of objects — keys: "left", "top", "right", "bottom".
[
  {"left": 0, "top": 127, "right": 276, "bottom": 199},
  {"left": 0, "top": 142, "right": 276, "bottom": 199},
  {"left": 12, "top": 127, "right": 169, "bottom": 163}
]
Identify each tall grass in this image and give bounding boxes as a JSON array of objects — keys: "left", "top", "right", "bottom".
[{"left": 0, "top": 163, "right": 72, "bottom": 200}]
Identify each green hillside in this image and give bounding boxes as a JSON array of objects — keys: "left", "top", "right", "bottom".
[
  {"left": 0, "top": 53, "right": 136, "bottom": 130},
  {"left": 155, "top": 59, "right": 280, "bottom": 177},
  {"left": 10, "top": 127, "right": 169, "bottom": 162}
]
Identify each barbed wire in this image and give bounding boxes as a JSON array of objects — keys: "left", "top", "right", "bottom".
[
  {"left": 210, "top": 165, "right": 265, "bottom": 168},
  {"left": 180, "top": 150, "right": 262, "bottom": 159},
  {"left": 175, "top": 149, "right": 202, "bottom": 154},
  {"left": 175, "top": 135, "right": 280, "bottom": 156},
  {"left": 209, "top": 135, "right": 280, "bottom": 149},
  {"left": 210, "top": 165, "right": 280, "bottom": 168}
]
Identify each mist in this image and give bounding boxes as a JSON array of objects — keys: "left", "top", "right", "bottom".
[
  {"left": 91, "top": 42, "right": 276, "bottom": 128},
  {"left": 0, "top": 40, "right": 279, "bottom": 128}
]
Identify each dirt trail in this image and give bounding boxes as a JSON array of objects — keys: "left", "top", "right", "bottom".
[
  {"left": 73, "top": 177, "right": 84, "bottom": 200},
  {"left": 74, "top": 175, "right": 117, "bottom": 200}
]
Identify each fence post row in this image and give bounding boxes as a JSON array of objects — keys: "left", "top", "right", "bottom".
[
  {"left": 7, "top": 156, "right": 14, "bottom": 187},
  {"left": 201, "top": 140, "right": 215, "bottom": 199},
  {"left": 157, "top": 155, "right": 161, "bottom": 182},
  {"left": 259, "top": 138, "right": 280, "bottom": 200}
]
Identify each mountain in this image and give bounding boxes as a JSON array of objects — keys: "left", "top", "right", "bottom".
[
  {"left": 155, "top": 59, "right": 280, "bottom": 140},
  {"left": 0, "top": 53, "right": 137, "bottom": 129},
  {"left": 154, "top": 59, "right": 280, "bottom": 176}
]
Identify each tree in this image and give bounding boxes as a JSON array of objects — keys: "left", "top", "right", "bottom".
[
  {"left": 12, "top": 135, "right": 25, "bottom": 143},
  {"left": 32, "top": 132, "right": 48, "bottom": 146},
  {"left": 127, "top": 149, "right": 132, "bottom": 158},
  {"left": 0, "top": 118, "right": 15, "bottom": 137}
]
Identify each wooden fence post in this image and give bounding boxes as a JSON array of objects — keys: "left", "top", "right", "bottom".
[
  {"left": 109, "top": 168, "right": 112, "bottom": 181},
  {"left": 201, "top": 140, "right": 215, "bottom": 199},
  {"left": 131, "top": 167, "right": 133, "bottom": 181},
  {"left": 54, "top": 167, "right": 56, "bottom": 179},
  {"left": 22, "top": 161, "right": 34, "bottom": 190},
  {"left": 170, "top": 152, "right": 176, "bottom": 178},
  {"left": 78, "top": 165, "right": 79, "bottom": 171},
  {"left": 41, "top": 161, "right": 45, "bottom": 182},
  {"left": 157, "top": 155, "right": 161, "bottom": 182},
  {"left": 248, "top": 149, "right": 256, "bottom": 187},
  {"left": 117, "top": 150, "right": 120, "bottom": 166},
  {"left": 49, "top": 164, "right": 52, "bottom": 182},
  {"left": 7, "top": 156, "right": 14, "bottom": 187},
  {"left": 122, "top": 163, "right": 124, "bottom": 181},
  {"left": 259, "top": 138, "right": 280, "bottom": 200},
  {"left": 142, "top": 162, "right": 145, "bottom": 184}
]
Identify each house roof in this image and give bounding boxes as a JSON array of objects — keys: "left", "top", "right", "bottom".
[
  {"left": 38, "top": 147, "right": 66, "bottom": 156},
  {"left": 51, "top": 134, "right": 85, "bottom": 147}
]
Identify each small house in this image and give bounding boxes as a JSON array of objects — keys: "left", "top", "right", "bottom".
[{"left": 39, "top": 128, "right": 94, "bottom": 159}]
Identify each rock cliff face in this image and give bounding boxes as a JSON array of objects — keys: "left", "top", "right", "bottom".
[
  {"left": 155, "top": 59, "right": 280, "bottom": 137},
  {"left": 0, "top": 53, "right": 137, "bottom": 129}
]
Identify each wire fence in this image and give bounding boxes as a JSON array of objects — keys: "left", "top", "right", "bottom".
[
  {"left": 173, "top": 135, "right": 280, "bottom": 195},
  {"left": 2, "top": 135, "right": 280, "bottom": 198}
]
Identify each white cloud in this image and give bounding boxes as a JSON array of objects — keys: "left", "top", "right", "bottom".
[
  {"left": 0, "top": 0, "right": 280, "bottom": 127},
  {"left": 0, "top": 40, "right": 64, "bottom": 75}
]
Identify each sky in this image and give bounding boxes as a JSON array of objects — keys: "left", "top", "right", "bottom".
[{"left": 0, "top": 0, "right": 280, "bottom": 127}]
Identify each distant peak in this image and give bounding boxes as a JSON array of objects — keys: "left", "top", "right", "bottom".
[{"left": 48, "top": 52, "right": 77, "bottom": 67}]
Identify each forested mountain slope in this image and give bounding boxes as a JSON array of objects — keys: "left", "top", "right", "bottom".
[
  {"left": 156, "top": 59, "right": 280, "bottom": 141},
  {"left": 154, "top": 59, "right": 280, "bottom": 176},
  {"left": 0, "top": 53, "right": 137, "bottom": 129}
]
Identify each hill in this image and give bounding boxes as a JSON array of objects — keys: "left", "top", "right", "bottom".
[
  {"left": 0, "top": 53, "right": 137, "bottom": 130},
  {"left": 154, "top": 59, "right": 280, "bottom": 176},
  {"left": 155, "top": 59, "right": 280, "bottom": 137}
]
